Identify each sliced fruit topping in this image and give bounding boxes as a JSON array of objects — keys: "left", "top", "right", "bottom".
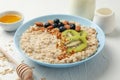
[
  {"left": 61, "top": 30, "right": 87, "bottom": 53},
  {"left": 62, "top": 30, "right": 79, "bottom": 38},
  {"left": 79, "top": 30, "right": 87, "bottom": 38},
  {"left": 66, "top": 40, "right": 82, "bottom": 48},
  {"left": 66, "top": 36, "right": 87, "bottom": 53}
]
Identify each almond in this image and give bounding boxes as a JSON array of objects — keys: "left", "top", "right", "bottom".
[
  {"left": 48, "top": 20, "right": 54, "bottom": 25},
  {"left": 35, "top": 22, "right": 43, "bottom": 26},
  {"left": 64, "top": 25, "right": 70, "bottom": 29},
  {"left": 47, "top": 26, "right": 53, "bottom": 29},
  {"left": 63, "top": 20, "right": 69, "bottom": 25},
  {"left": 75, "top": 25, "right": 81, "bottom": 32}
]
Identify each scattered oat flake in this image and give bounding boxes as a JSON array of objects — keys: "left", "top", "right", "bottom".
[{"left": 0, "top": 51, "right": 19, "bottom": 80}]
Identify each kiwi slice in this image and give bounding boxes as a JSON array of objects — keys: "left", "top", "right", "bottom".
[
  {"left": 61, "top": 30, "right": 87, "bottom": 53},
  {"left": 65, "top": 35, "right": 87, "bottom": 53},
  {"left": 66, "top": 40, "right": 82, "bottom": 48},
  {"left": 79, "top": 30, "right": 87, "bottom": 38},
  {"left": 62, "top": 30, "right": 79, "bottom": 38}
]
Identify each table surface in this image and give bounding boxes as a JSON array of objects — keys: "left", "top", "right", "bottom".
[{"left": 0, "top": 0, "right": 120, "bottom": 80}]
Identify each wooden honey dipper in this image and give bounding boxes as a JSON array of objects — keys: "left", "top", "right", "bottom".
[{"left": 0, "top": 47, "right": 34, "bottom": 80}]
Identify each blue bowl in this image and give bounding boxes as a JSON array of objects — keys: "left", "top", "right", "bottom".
[{"left": 14, "top": 14, "right": 105, "bottom": 68}]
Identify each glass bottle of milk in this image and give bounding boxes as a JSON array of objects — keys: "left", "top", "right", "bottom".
[{"left": 70, "top": 0, "right": 95, "bottom": 20}]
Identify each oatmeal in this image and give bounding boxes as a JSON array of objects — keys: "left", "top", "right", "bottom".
[{"left": 20, "top": 19, "right": 98, "bottom": 64}]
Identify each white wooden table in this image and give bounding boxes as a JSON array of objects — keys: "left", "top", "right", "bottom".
[{"left": 0, "top": 0, "right": 120, "bottom": 80}]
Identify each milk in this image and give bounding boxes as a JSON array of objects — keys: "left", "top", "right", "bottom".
[
  {"left": 93, "top": 8, "right": 115, "bottom": 34},
  {"left": 70, "top": 0, "right": 95, "bottom": 20},
  {"left": 97, "top": 8, "right": 112, "bottom": 15}
]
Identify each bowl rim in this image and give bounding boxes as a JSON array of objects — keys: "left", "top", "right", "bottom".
[{"left": 14, "top": 14, "right": 105, "bottom": 68}]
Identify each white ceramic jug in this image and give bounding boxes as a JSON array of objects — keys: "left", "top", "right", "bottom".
[{"left": 70, "top": 0, "right": 95, "bottom": 20}]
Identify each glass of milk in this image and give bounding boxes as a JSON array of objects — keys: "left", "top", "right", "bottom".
[{"left": 70, "top": 0, "right": 95, "bottom": 20}]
